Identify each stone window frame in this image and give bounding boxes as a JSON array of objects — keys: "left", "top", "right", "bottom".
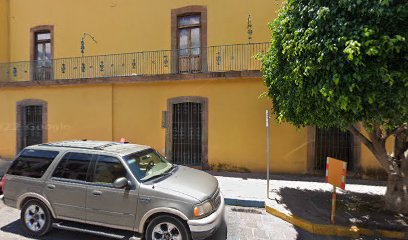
[
  {"left": 16, "top": 99, "right": 48, "bottom": 153},
  {"left": 165, "top": 96, "right": 209, "bottom": 169},
  {"left": 171, "top": 6, "right": 208, "bottom": 73},
  {"left": 307, "top": 126, "right": 361, "bottom": 173},
  {"left": 30, "top": 25, "right": 54, "bottom": 80}
]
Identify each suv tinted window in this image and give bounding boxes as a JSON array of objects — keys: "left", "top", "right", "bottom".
[
  {"left": 93, "top": 155, "right": 127, "bottom": 184},
  {"left": 52, "top": 152, "right": 92, "bottom": 181},
  {"left": 7, "top": 149, "right": 59, "bottom": 178},
  {"left": 52, "top": 153, "right": 69, "bottom": 178}
]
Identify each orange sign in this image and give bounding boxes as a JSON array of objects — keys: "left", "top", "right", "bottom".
[{"left": 325, "top": 157, "right": 347, "bottom": 190}]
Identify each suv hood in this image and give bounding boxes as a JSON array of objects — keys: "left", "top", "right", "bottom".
[{"left": 153, "top": 166, "right": 218, "bottom": 202}]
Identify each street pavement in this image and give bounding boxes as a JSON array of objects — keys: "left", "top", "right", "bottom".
[
  {"left": 0, "top": 160, "right": 392, "bottom": 239},
  {"left": 0, "top": 200, "right": 391, "bottom": 240}
]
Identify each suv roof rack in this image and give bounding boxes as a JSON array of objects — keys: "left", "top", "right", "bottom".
[{"left": 40, "top": 140, "right": 121, "bottom": 151}]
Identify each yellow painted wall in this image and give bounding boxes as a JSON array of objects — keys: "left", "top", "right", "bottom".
[
  {"left": 0, "top": 77, "right": 308, "bottom": 173},
  {"left": 6, "top": 0, "right": 281, "bottom": 62},
  {"left": 113, "top": 78, "right": 307, "bottom": 173},
  {"left": 0, "top": 77, "right": 388, "bottom": 174},
  {"left": 360, "top": 131, "right": 394, "bottom": 172},
  {"left": 361, "top": 145, "right": 383, "bottom": 169},
  {"left": 0, "top": 0, "right": 9, "bottom": 63},
  {"left": 0, "top": 85, "right": 113, "bottom": 158},
  {"left": 0, "top": 0, "right": 387, "bottom": 175}
]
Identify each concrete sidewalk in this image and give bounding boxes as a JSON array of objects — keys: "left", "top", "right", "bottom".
[
  {"left": 212, "top": 172, "right": 408, "bottom": 239},
  {"left": 212, "top": 171, "right": 386, "bottom": 208}
]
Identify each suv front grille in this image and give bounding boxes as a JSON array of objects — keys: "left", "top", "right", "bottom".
[{"left": 211, "top": 188, "right": 221, "bottom": 210}]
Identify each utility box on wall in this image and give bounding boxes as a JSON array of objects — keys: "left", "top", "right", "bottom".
[{"left": 162, "top": 111, "right": 168, "bottom": 128}]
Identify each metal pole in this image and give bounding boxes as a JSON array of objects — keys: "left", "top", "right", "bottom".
[
  {"left": 331, "top": 185, "right": 337, "bottom": 224},
  {"left": 266, "top": 110, "right": 270, "bottom": 199}
]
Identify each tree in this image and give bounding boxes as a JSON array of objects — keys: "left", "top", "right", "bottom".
[{"left": 261, "top": 0, "right": 408, "bottom": 212}]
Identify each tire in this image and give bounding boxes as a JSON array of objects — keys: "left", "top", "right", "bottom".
[
  {"left": 20, "top": 199, "right": 53, "bottom": 237},
  {"left": 145, "top": 215, "right": 191, "bottom": 240}
]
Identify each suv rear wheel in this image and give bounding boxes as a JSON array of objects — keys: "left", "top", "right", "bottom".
[
  {"left": 20, "top": 199, "right": 53, "bottom": 237},
  {"left": 145, "top": 215, "right": 191, "bottom": 240}
]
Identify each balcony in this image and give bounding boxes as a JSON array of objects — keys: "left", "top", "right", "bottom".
[{"left": 0, "top": 43, "right": 269, "bottom": 83}]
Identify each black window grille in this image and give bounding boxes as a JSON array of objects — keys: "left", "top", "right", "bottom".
[
  {"left": 172, "top": 102, "right": 202, "bottom": 166},
  {"left": 315, "top": 127, "right": 354, "bottom": 171},
  {"left": 21, "top": 105, "right": 43, "bottom": 149}
]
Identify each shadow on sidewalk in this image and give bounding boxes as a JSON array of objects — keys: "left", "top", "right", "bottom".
[
  {"left": 1, "top": 219, "right": 112, "bottom": 240},
  {"left": 1, "top": 217, "right": 227, "bottom": 240},
  {"left": 208, "top": 171, "right": 387, "bottom": 186},
  {"left": 278, "top": 187, "right": 408, "bottom": 232}
]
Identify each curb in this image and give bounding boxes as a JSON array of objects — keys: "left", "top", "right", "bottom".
[
  {"left": 265, "top": 203, "right": 407, "bottom": 239},
  {"left": 224, "top": 198, "right": 265, "bottom": 208}
]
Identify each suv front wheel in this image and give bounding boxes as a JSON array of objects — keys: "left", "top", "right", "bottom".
[
  {"left": 146, "top": 215, "right": 191, "bottom": 240},
  {"left": 20, "top": 199, "right": 53, "bottom": 237}
]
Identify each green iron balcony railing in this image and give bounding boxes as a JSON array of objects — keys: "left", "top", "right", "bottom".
[{"left": 0, "top": 42, "right": 268, "bottom": 82}]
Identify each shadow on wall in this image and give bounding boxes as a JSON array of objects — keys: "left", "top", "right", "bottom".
[
  {"left": 361, "top": 167, "right": 388, "bottom": 181},
  {"left": 210, "top": 163, "right": 251, "bottom": 173},
  {"left": 278, "top": 187, "right": 408, "bottom": 233}
]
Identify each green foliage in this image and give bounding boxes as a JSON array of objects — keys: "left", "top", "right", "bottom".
[{"left": 261, "top": 0, "right": 408, "bottom": 131}]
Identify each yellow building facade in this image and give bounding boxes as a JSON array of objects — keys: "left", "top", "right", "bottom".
[{"left": 0, "top": 0, "right": 384, "bottom": 175}]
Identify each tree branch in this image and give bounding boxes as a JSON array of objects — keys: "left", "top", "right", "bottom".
[
  {"left": 384, "top": 123, "right": 408, "bottom": 140},
  {"left": 348, "top": 125, "right": 374, "bottom": 153}
]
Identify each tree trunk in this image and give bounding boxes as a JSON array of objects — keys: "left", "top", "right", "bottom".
[
  {"left": 349, "top": 125, "right": 408, "bottom": 214},
  {"left": 385, "top": 172, "right": 408, "bottom": 214},
  {"left": 384, "top": 131, "right": 408, "bottom": 214}
]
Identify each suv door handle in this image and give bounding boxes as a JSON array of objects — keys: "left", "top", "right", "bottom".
[
  {"left": 139, "top": 196, "right": 151, "bottom": 204},
  {"left": 47, "top": 184, "right": 55, "bottom": 190},
  {"left": 92, "top": 190, "right": 102, "bottom": 196}
]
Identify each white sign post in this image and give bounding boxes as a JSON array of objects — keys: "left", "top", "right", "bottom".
[{"left": 266, "top": 110, "right": 270, "bottom": 199}]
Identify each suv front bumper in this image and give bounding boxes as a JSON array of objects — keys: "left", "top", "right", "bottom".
[{"left": 187, "top": 195, "right": 225, "bottom": 240}]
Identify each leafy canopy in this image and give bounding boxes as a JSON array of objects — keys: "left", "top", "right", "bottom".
[{"left": 262, "top": 0, "right": 408, "bottom": 131}]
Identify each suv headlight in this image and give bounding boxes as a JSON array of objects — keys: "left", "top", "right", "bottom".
[{"left": 193, "top": 201, "right": 213, "bottom": 218}]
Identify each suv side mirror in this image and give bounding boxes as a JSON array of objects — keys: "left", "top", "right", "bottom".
[{"left": 113, "top": 177, "right": 129, "bottom": 189}]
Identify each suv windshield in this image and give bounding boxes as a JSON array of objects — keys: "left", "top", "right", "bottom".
[{"left": 123, "top": 148, "right": 173, "bottom": 182}]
